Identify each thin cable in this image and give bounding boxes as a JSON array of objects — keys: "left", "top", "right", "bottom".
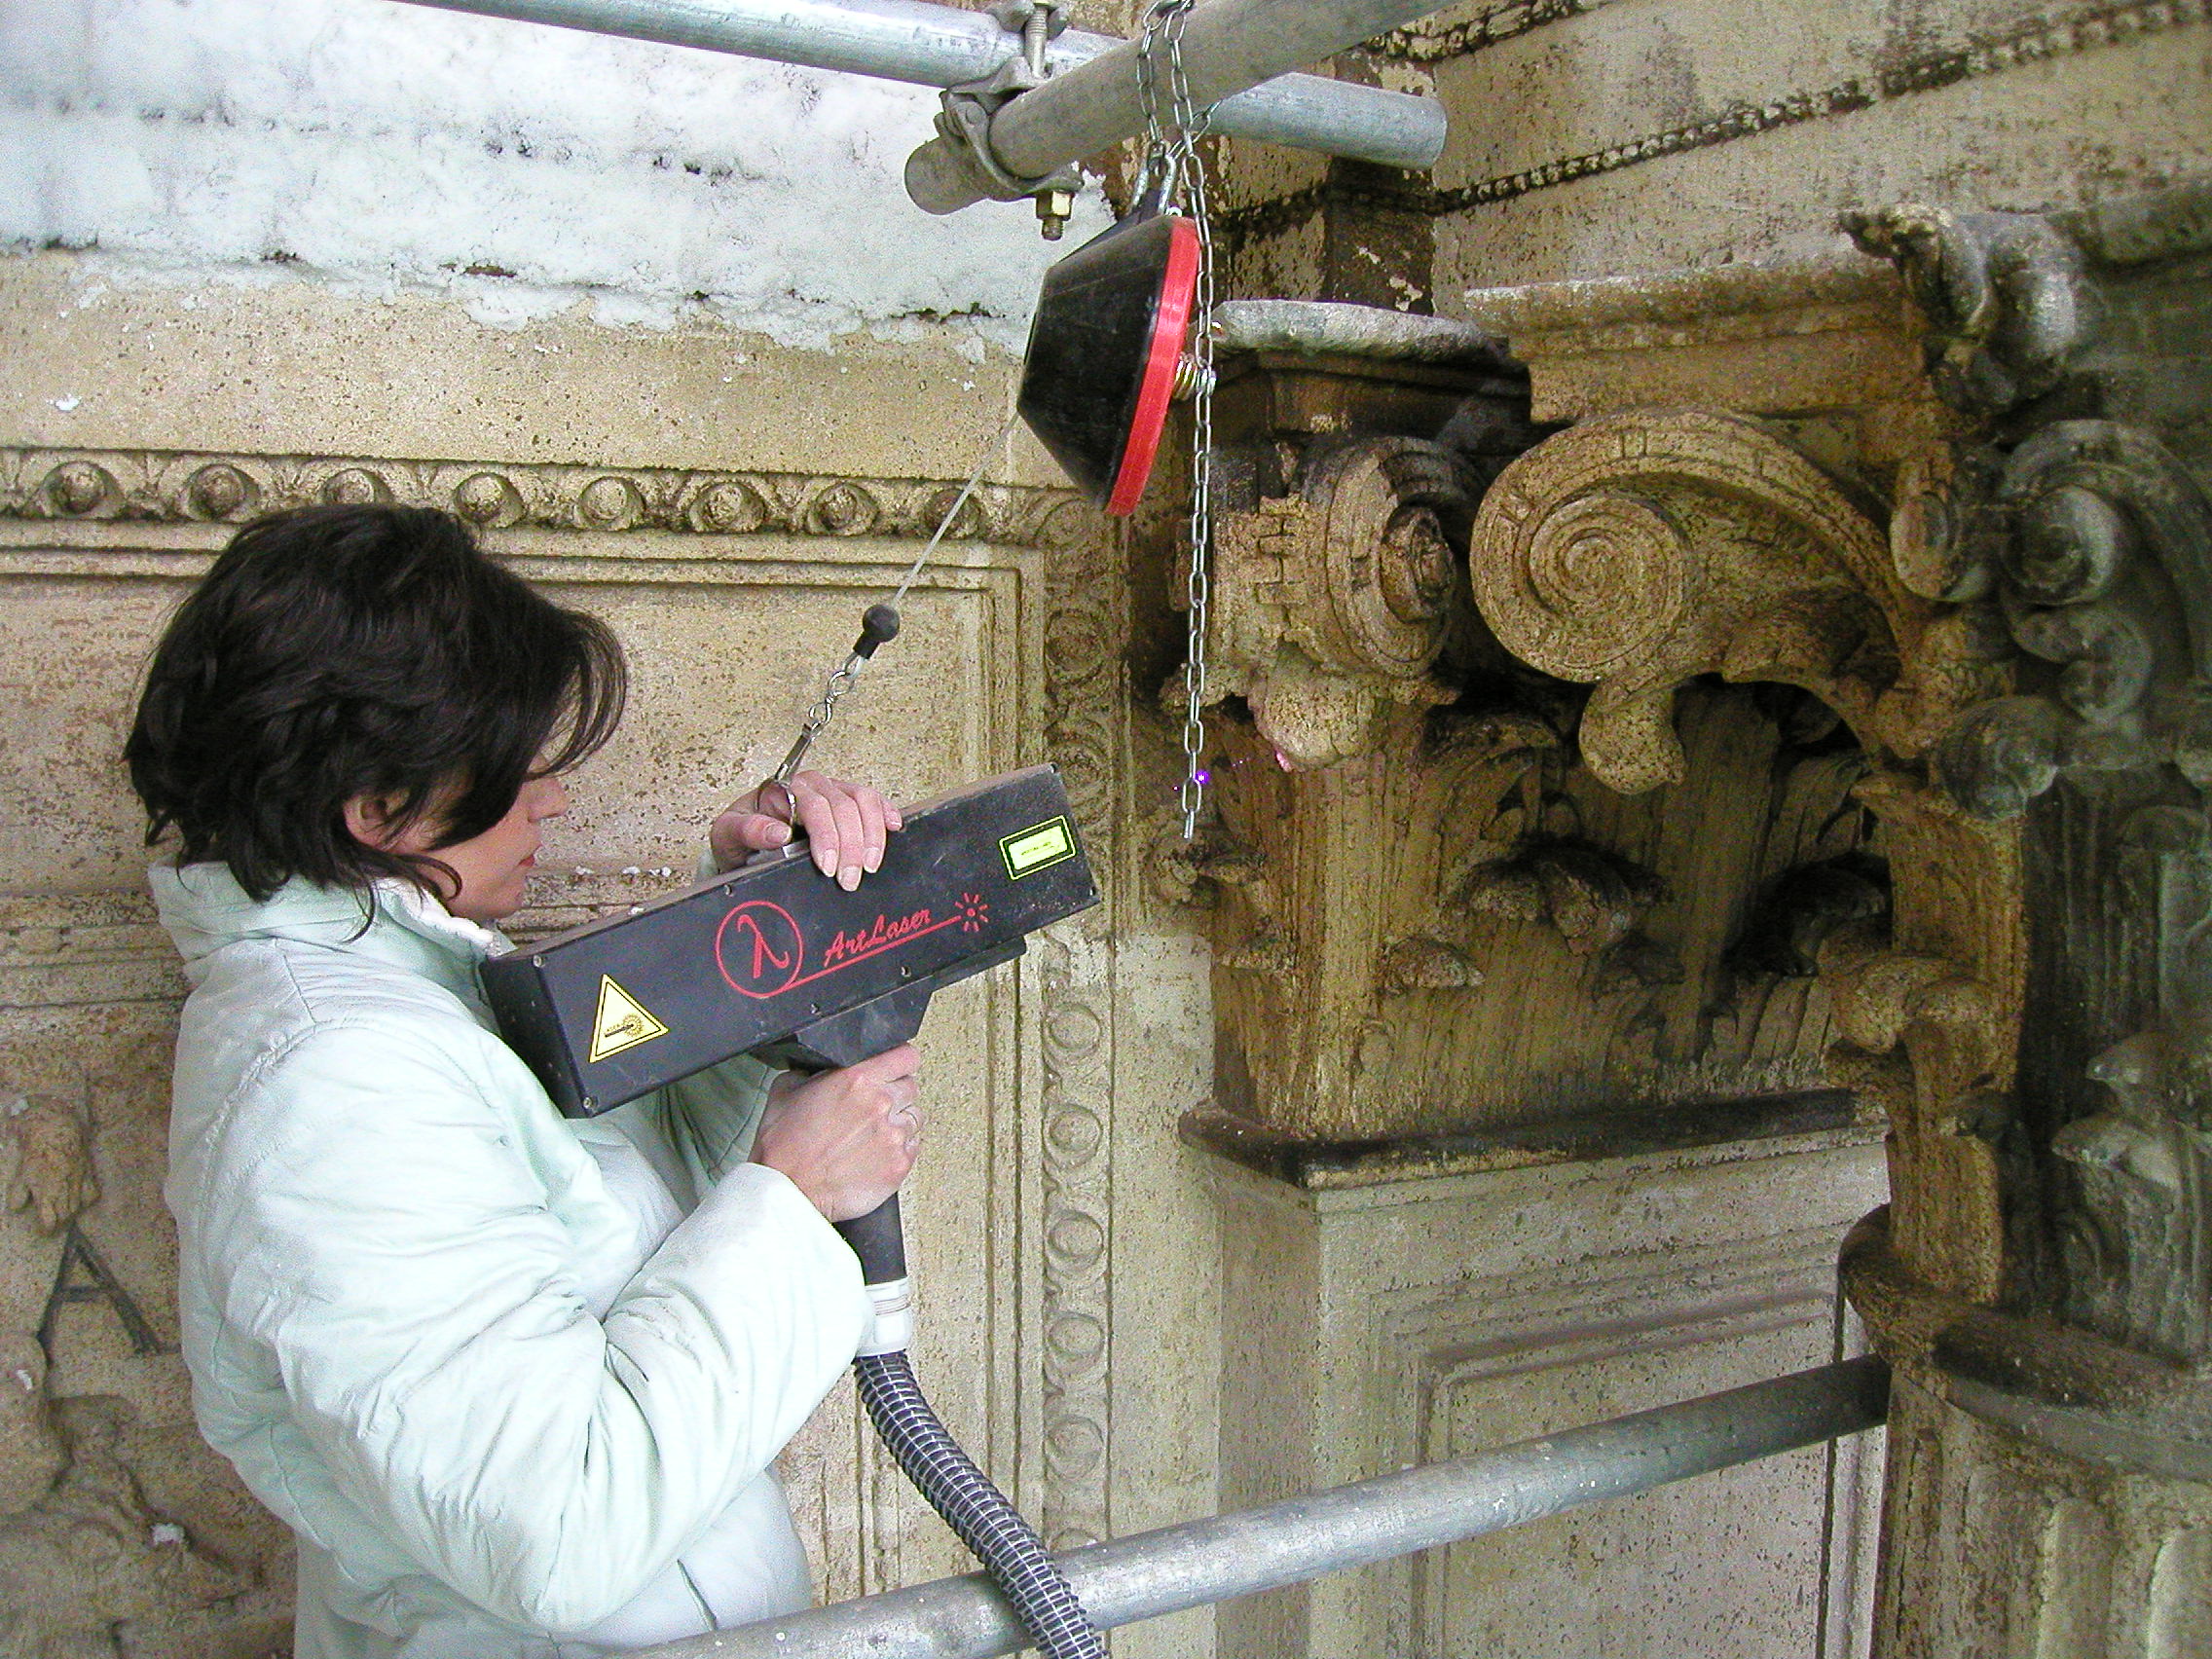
[
  {"left": 776, "top": 413, "right": 1019, "bottom": 788},
  {"left": 891, "top": 411, "right": 1020, "bottom": 612}
]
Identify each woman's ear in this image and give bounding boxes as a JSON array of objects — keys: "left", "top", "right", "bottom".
[{"left": 343, "top": 793, "right": 412, "bottom": 851}]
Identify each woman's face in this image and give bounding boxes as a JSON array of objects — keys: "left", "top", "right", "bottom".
[{"left": 349, "top": 773, "right": 571, "bottom": 923}]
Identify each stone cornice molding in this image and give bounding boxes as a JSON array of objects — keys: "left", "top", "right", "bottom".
[
  {"left": 0, "top": 446, "right": 1086, "bottom": 548},
  {"left": 1461, "top": 255, "right": 1901, "bottom": 345}
]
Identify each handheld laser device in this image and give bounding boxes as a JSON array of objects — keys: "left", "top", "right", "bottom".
[{"left": 481, "top": 763, "right": 1097, "bottom": 1115}]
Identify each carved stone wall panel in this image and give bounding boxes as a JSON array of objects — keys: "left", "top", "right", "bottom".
[
  {"left": 0, "top": 452, "right": 1090, "bottom": 1650},
  {"left": 1413, "top": 1260, "right": 1880, "bottom": 1659}
]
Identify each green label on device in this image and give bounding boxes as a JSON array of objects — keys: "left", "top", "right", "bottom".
[{"left": 1001, "top": 816, "right": 1076, "bottom": 880}]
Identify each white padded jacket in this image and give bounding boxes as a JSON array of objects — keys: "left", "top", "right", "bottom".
[{"left": 155, "top": 862, "right": 871, "bottom": 1658}]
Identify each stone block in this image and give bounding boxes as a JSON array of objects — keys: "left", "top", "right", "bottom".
[{"left": 1205, "top": 1123, "right": 1888, "bottom": 1659}]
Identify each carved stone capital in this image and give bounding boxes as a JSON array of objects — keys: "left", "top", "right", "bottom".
[
  {"left": 1468, "top": 409, "right": 1936, "bottom": 793},
  {"left": 1204, "top": 434, "right": 1473, "bottom": 767}
]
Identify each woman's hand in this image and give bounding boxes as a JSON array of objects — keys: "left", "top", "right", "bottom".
[
  {"left": 710, "top": 771, "right": 903, "bottom": 891},
  {"left": 749, "top": 1045, "right": 923, "bottom": 1222}
]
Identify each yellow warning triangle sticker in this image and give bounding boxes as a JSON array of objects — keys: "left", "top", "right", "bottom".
[{"left": 588, "top": 974, "right": 670, "bottom": 1064}]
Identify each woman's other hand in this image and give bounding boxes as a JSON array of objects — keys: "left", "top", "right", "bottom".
[
  {"left": 710, "top": 771, "right": 903, "bottom": 891},
  {"left": 748, "top": 1045, "right": 923, "bottom": 1222}
]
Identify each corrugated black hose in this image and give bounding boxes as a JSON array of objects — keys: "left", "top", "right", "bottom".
[{"left": 836, "top": 1196, "right": 1104, "bottom": 1659}]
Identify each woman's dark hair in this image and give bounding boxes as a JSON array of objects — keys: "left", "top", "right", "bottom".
[{"left": 126, "top": 504, "right": 626, "bottom": 902}]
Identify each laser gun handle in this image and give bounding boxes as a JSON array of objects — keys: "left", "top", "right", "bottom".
[
  {"left": 837, "top": 1197, "right": 912, "bottom": 1356},
  {"left": 763, "top": 976, "right": 924, "bottom": 1356},
  {"left": 835, "top": 1195, "right": 907, "bottom": 1285},
  {"left": 774, "top": 1044, "right": 915, "bottom": 1354}
]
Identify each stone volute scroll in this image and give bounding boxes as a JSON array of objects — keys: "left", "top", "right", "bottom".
[
  {"left": 1202, "top": 432, "right": 1474, "bottom": 770},
  {"left": 1189, "top": 294, "right": 1521, "bottom": 776},
  {"left": 1469, "top": 409, "right": 1937, "bottom": 794}
]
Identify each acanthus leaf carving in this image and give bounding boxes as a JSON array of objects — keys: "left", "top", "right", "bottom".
[
  {"left": 1458, "top": 837, "right": 1664, "bottom": 959},
  {"left": 1730, "top": 852, "right": 1892, "bottom": 980}
]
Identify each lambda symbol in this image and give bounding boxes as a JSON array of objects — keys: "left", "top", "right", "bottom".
[{"left": 589, "top": 975, "right": 670, "bottom": 1063}]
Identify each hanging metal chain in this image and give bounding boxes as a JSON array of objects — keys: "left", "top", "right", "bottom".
[{"left": 1139, "top": 0, "right": 1217, "bottom": 839}]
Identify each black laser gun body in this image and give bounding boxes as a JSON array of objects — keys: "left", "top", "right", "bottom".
[
  {"left": 484, "top": 763, "right": 1096, "bottom": 1114},
  {"left": 491, "top": 765, "right": 1096, "bottom": 1119},
  {"left": 482, "top": 764, "right": 1097, "bottom": 1299}
]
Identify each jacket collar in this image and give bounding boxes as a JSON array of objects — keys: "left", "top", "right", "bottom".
[{"left": 151, "top": 862, "right": 512, "bottom": 1004}]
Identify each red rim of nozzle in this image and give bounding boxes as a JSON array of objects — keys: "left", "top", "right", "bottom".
[{"left": 1105, "top": 214, "right": 1200, "bottom": 518}]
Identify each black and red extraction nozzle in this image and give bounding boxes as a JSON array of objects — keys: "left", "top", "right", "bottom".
[{"left": 1016, "top": 206, "right": 1199, "bottom": 517}]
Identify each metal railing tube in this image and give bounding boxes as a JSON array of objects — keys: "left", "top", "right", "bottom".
[
  {"left": 903, "top": 0, "right": 1451, "bottom": 214},
  {"left": 388, "top": 0, "right": 1445, "bottom": 171},
  {"left": 627, "top": 1356, "right": 1891, "bottom": 1659}
]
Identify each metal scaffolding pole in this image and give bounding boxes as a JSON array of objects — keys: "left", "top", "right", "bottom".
[
  {"left": 625, "top": 1356, "right": 1891, "bottom": 1659},
  {"left": 905, "top": 0, "right": 1448, "bottom": 213},
  {"left": 389, "top": 0, "right": 1446, "bottom": 174}
]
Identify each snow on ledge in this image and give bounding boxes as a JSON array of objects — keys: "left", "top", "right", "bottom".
[{"left": 0, "top": 0, "right": 1108, "bottom": 350}]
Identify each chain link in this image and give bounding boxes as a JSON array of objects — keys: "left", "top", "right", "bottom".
[{"left": 1138, "top": 0, "right": 1216, "bottom": 840}]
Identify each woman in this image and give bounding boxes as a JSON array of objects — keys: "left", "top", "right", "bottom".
[{"left": 126, "top": 504, "right": 924, "bottom": 1658}]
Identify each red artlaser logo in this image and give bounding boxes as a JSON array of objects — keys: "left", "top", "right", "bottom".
[
  {"left": 822, "top": 906, "right": 938, "bottom": 969},
  {"left": 713, "top": 893, "right": 985, "bottom": 1001},
  {"left": 715, "top": 901, "right": 805, "bottom": 999}
]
